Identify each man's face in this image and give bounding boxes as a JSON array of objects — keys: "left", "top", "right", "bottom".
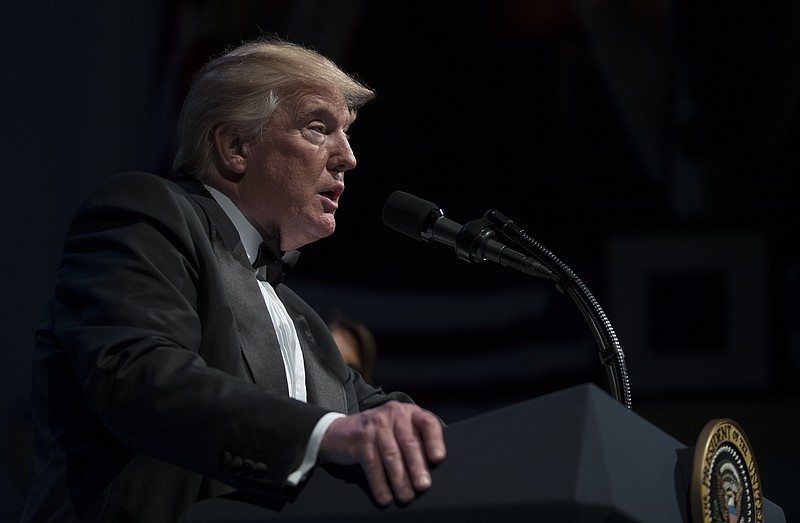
[{"left": 237, "top": 86, "right": 358, "bottom": 251}]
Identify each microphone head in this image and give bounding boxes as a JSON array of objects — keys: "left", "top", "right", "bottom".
[{"left": 382, "top": 190, "right": 441, "bottom": 241}]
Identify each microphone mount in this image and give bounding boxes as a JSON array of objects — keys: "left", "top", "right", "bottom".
[
  {"left": 382, "top": 191, "right": 553, "bottom": 279},
  {"left": 454, "top": 219, "right": 494, "bottom": 263}
]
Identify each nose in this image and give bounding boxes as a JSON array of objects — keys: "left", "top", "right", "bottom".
[{"left": 328, "top": 133, "right": 357, "bottom": 173}]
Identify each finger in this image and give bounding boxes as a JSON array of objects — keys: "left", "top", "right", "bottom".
[
  {"left": 413, "top": 409, "right": 447, "bottom": 463},
  {"left": 377, "top": 424, "right": 416, "bottom": 503},
  {"left": 395, "top": 426, "right": 432, "bottom": 493},
  {"left": 360, "top": 441, "right": 394, "bottom": 506}
]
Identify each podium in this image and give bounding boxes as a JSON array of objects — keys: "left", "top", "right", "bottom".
[{"left": 179, "top": 384, "right": 785, "bottom": 522}]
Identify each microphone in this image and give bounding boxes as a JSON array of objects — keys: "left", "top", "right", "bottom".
[{"left": 382, "top": 191, "right": 554, "bottom": 279}]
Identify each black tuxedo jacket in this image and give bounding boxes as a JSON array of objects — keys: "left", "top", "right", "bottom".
[{"left": 21, "top": 172, "right": 409, "bottom": 522}]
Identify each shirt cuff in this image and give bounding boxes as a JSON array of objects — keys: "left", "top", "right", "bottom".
[{"left": 285, "top": 412, "right": 346, "bottom": 486}]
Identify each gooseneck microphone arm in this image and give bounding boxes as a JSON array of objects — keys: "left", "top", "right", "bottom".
[
  {"left": 484, "top": 208, "right": 632, "bottom": 410},
  {"left": 382, "top": 191, "right": 632, "bottom": 409}
]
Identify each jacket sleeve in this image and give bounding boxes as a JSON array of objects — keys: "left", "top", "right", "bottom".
[{"left": 48, "top": 172, "right": 329, "bottom": 492}]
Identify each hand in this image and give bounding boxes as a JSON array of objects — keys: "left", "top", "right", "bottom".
[{"left": 318, "top": 401, "right": 446, "bottom": 506}]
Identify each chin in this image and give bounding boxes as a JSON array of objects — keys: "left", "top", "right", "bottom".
[
  {"left": 287, "top": 223, "right": 336, "bottom": 250},
  {"left": 315, "top": 216, "right": 337, "bottom": 239}
]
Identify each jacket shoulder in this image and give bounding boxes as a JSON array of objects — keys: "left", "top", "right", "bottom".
[{"left": 75, "top": 172, "right": 196, "bottom": 223}]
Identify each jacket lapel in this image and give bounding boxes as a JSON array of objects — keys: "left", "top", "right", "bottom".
[
  {"left": 291, "top": 313, "right": 347, "bottom": 413},
  {"left": 210, "top": 229, "right": 289, "bottom": 396},
  {"left": 180, "top": 180, "right": 288, "bottom": 395}
]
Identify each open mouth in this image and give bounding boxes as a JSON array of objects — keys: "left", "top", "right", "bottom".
[
  {"left": 319, "top": 189, "right": 341, "bottom": 212},
  {"left": 320, "top": 183, "right": 344, "bottom": 208}
]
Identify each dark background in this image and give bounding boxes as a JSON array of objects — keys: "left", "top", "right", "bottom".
[{"left": 2, "top": 1, "right": 798, "bottom": 520}]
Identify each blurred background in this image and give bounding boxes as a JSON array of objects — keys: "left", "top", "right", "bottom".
[{"left": 2, "top": 0, "right": 797, "bottom": 520}]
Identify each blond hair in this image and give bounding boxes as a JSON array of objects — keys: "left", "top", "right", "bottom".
[{"left": 173, "top": 38, "right": 375, "bottom": 181}]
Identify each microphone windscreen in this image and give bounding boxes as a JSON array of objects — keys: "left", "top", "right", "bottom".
[{"left": 382, "top": 191, "right": 439, "bottom": 241}]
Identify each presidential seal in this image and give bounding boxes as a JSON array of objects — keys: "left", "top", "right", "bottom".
[{"left": 691, "top": 418, "right": 763, "bottom": 523}]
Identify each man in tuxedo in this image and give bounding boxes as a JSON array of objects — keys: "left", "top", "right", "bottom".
[{"left": 21, "top": 39, "right": 445, "bottom": 522}]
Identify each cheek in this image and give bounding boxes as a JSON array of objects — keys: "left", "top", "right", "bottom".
[
  {"left": 259, "top": 157, "right": 305, "bottom": 198},
  {"left": 279, "top": 154, "right": 322, "bottom": 189}
]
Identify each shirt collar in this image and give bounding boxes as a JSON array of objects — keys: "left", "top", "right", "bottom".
[{"left": 204, "top": 185, "right": 263, "bottom": 266}]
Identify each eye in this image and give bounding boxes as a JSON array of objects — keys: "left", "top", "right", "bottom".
[{"left": 308, "top": 121, "right": 327, "bottom": 134}]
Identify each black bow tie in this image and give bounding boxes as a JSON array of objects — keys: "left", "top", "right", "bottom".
[{"left": 252, "top": 232, "right": 300, "bottom": 286}]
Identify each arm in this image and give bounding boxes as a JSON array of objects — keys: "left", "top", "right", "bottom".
[{"left": 51, "top": 172, "right": 327, "bottom": 491}]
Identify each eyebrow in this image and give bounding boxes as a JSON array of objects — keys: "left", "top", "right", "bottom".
[{"left": 293, "top": 95, "right": 355, "bottom": 127}]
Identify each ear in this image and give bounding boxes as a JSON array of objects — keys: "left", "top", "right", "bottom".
[{"left": 212, "top": 123, "right": 249, "bottom": 175}]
